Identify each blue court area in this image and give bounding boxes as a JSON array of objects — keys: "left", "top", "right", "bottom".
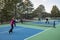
[{"left": 0, "top": 26, "right": 43, "bottom": 40}]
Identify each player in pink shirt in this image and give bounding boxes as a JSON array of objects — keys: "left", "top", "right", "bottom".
[{"left": 9, "top": 17, "right": 15, "bottom": 34}]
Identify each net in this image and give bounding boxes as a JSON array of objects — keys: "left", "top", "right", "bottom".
[{"left": 23, "top": 20, "right": 60, "bottom": 27}]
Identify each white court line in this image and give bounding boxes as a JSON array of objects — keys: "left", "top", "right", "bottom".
[
  {"left": 24, "top": 28, "right": 51, "bottom": 40},
  {"left": 0, "top": 28, "right": 24, "bottom": 34}
]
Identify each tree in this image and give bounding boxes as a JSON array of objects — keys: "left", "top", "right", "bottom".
[
  {"left": 18, "top": 0, "right": 34, "bottom": 19},
  {"left": 33, "top": 4, "right": 45, "bottom": 20},
  {"left": 0, "top": 0, "right": 33, "bottom": 23},
  {"left": 1, "top": 0, "right": 14, "bottom": 22},
  {"left": 1, "top": 0, "right": 23, "bottom": 22},
  {"left": 24, "top": 0, "right": 34, "bottom": 19},
  {"left": 51, "top": 5, "right": 60, "bottom": 17},
  {"left": 37, "top": 5, "right": 45, "bottom": 13}
]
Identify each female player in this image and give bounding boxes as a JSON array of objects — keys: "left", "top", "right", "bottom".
[{"left": 9, "top": 17, "right": 16, "bottom": 34}]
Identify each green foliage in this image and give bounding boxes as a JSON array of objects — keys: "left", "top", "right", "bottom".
[
  {"left": 32, "top": 4, "right": 45, "bottom": 20},
  {"left": 0, "top": 0, "right": 23, "bottom": 22},
  {"left": 18, "top": 0, "right": 34, "bottom": 19},
  {"left": 51, "top": 5, "right": 60, "bottom": 17},
  {"left": 0, "top": 0, "right": 34, "bottom": 24},
  {"left": 34, "top": 4, "right": 45, "bottom": 13}
]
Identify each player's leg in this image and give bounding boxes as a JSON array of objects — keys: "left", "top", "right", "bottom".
[
  {"left": 9, "top": 25, "right": 13, "bottom": 34},
  {"left": 45, "top": 20, "right": 47, "bottom": 23},
  {"left": 47, "top": 21, "right": 49, "bottom": 24},
  {"left": 53, "top": 21, "right": 56, "bottom": 28}
]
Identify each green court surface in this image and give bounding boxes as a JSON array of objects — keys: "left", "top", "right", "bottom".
[
  {"left": 26, "top": 25, "right": 60, "bottom": 40},
  {"left": 22, "top": 23, "right": 60, "bottom": 40},
  {"left": 0, "top": 21, "right": 60, "bottom": 40}
]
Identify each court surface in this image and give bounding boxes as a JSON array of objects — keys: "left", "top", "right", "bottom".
[
  {"left": 0, "top": 26, "right": 43, "bottom": 40},
  {"left": 0, "top": 20, "right": 60, "bottom": 40}
]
